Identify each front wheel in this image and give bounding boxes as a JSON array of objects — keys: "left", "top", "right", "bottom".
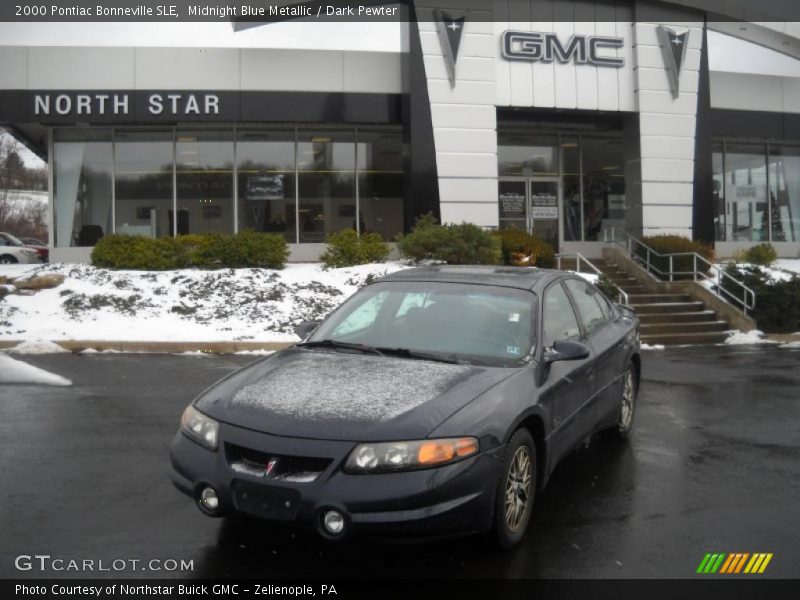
[
  {"left": 493, "top": 428, "right": 537, "bottom": 549},
  {"left": 0, "top": 254, "right": 18, "bottom": 264}
]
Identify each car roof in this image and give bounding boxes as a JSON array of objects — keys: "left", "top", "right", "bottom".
[{"left": 376, "top": 265, "right": 567, "bottom": 291}]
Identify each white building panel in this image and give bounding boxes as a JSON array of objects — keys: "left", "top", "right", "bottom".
[
  {"left": 135, "top": 48, "right": 240, "bottom": 90},
  {"left": 433, "top": 128, "right": 498, "bottom": 154},
  {"left": 439, "top": 202, "right": 499, "bottom": 227},
  {"left": 438, "top": 178, "right": 499, "bottom": 203},
  {"left": 0, "top": 46, "right": 28, "bottom": 89},
  {"left": 240, "top": 49, "right": 344, "bottom": 92},
  {"left": 28, "top": 47, "right": 135, "bottom": 89}
]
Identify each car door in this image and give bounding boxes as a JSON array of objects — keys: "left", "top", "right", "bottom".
[
  {"left": 562, "top": 278, "right": 622, "bottom": 430},
  {"left": 539, "top": 280, "right": 597, "bottom": 463}
]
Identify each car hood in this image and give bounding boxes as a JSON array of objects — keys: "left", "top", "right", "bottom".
[{"left": 195, "top": 348, "right": 518, "bottom": 441}]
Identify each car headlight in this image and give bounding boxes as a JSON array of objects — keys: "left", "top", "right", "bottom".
[
  {"left": 344, "top": 437, "right": 479, "bottom": 474},
  {"left": 180, "top": 405, "right": 219, "bottom": 451},
  {"left": 21, "top": 249, "right": 38, "bottom": 257}
]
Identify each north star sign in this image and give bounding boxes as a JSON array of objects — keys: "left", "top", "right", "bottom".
[
  {"left": 32, "top": 92, "right": 220, "bottom": 117},
  {"left": 502, "top": 31, "right": 625, "bottom": 67}
]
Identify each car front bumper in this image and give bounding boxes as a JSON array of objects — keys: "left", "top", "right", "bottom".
[{"left": 169, "top": 422, "right": 503, "bottom": 540}]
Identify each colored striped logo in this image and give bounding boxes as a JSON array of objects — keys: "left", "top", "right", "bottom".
[{"left": 696, "top": 553, "right": 773, "bottom": 574}]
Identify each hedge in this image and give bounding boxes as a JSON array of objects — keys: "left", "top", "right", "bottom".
[
  {"left": 721, "top": 264, "right": 800, "bottom": 333},
  {"left": 494, "top": 228, "right": 556, "bottom": 268},
  {"left": 396, "top": 214, "right": 501, "bottom": 265},
  {"left": 91, "top": 231, "right": 289, "bottom": 270},
  {"left": 320, "top": 229, "right": 390, "bottom": 268},
  {"left": 636, "top": 234, "right": 715, "bottom": 278}
]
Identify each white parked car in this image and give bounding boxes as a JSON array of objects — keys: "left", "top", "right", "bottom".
[{"left": 0, "top": 238, "right": 41, "bottom": 264}]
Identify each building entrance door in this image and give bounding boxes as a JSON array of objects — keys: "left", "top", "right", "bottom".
[{"left": 498, "top": 177, "right": 561, "bottom": 252}]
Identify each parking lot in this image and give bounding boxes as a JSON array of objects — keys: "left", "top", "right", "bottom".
[{"left": 1, "top": 346, "right": 798, "bottom": 579}]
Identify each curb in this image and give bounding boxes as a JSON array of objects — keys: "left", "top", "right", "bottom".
[{"left": 0, "top": 340, "right": 295, "bottom": 354}]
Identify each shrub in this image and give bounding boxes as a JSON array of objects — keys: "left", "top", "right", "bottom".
[
  {"left": 721, "top": 264, "right": 800, "bottom": 333},
  {"left": 396, "top": 214, "right": 501, "bottom": 265},
  {"left": 495, "top": 228, "right": 556, "bottom": 268},
  {"left": 637, "top": 234, "right": 715, "bottom": 278},
  {"left": 91, "top": 232, "right": 288, "bottom": 270},
  {"left": 743, "top": 243, "right": 778, "bottom": 267},
  {"left": 320, "top": 229, "right": 390, "bottom": 268},
  {"left": 596, "top": 274, "right": 623, "bottom": 301},
  {"left": 91, "top": 235, "right": 179, "bottom": 270}
]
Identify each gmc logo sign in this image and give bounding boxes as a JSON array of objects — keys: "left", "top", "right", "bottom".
[{"left": 502, "top": 31, "right": 625, "bottom": 68}]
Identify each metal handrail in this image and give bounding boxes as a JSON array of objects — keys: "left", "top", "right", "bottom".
[
  {"left": 603, "top": 227, "right": 756, "bottom": 316},
  {"left": 556, "top": 252, "right": 629, "bottom": 306}
]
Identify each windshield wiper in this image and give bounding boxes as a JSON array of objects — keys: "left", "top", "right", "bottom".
[
  {"left": 375, "top": 347, "right": 467, "bottom": 365},
  {"left": 296, "top": 339, "right": 384, "bottom": 357}
]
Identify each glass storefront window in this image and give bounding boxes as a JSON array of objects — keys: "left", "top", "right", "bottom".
[
  {"left": 236, "top": 130, "right": 296, "bottom": 243},
  {"left": 768, "top": 145, "right": 800, "bottom": 242},
  {"left": 496, "top": 133, "right": 625, "bottom": 246},
  {"left": 297, "top": 130, "right": 355, "bottom": 243},
  {"left": 356, "top": 128, "right": 405, "bottom": 241},
  {"left": 53, "top": 129, "right": 113, "bottom": 247},
  {"left": 712, "top": 142, "right": 726, "bottom": 241},
  {"left": 724, "top": 143, "right": 768, "bottom": 242},
  {"left": 52, "top": 126, "right": 405, "bottom": 246},
  {"left": 176, "top": 130, "right": 234, "bottom": 235},
  {"left": 581, "top": 137, "right": 625, "bottom": 242},
  {"left": 561, "top": 136, "right": 580, "bottom": 242},
  {"left": 114, "top": 130, "right": 174, "bottom": 238},
  {"left": 498, "top": 134, "right": 558, "bottom": 177}
]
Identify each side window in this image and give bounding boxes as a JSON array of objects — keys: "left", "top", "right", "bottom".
[
  {"left": 564, "top": 279, "right": 608, "bottom": 335},
  {"left": 542, "top": 283, "right": 582, "bottom": 348},
  {"left": 332, "top": 291, "right": 389, "bottom": 338},
  {"left": 594, "top": 290, "right": 615, "bottom": 320}
]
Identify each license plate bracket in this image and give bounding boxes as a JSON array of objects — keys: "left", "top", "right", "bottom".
[{"left": 231, "top": 479, "right": 301, "bottom": 521}]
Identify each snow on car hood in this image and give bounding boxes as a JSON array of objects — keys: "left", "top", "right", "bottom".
[
  {"left": 231, "top": 350, "right": 471, "bottom": 422},
  {"left": 196, "top": 348, "right": 516, "bottom": 441}
]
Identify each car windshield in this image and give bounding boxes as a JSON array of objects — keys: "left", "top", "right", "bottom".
[
  {"left": 308, "top": 281, "right": 536, "bottom": 367},
  {"left": 3, "top": 233, "right": 24, "bottom": 246}
]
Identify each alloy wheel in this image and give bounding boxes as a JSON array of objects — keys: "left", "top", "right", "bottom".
[
  {"left": 504, "top": 445, "right": 533, "bottom": 532},
  {"left": 620, "top": 368, "right": 635, "bottom": 432}
]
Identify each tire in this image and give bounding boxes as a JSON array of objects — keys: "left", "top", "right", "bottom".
[
  {"left": 494, "top": 428, "right": 537, "bottom": 549},
  {"left": 0, "top": 254, "right": 18, "bottom": 264},
  {"left": 604, "top": 363, "right": 638, "bottom": 441}
]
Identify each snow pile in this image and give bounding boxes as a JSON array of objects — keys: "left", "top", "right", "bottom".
[
  {"left": 724, "top": 330, "right": 779, "bottom": 345},
  {"left": 5, "top": 340, "right": 69, "bottom": 354},
  {"left": 0, "top": 262, "right": 409, "bottom": 343},
  {"left": 641, "top": 343, "right": 665, "bottom": 351},
  {"left": 0, "top": 353, "right": 72, "bottom": 386}
]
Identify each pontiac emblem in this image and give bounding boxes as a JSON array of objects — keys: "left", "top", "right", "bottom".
[{"left": 265, "top": 458, "right": 279, "bottom": 476}]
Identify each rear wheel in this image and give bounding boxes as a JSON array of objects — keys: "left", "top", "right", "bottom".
[
  {"left": 605, "top": 363, "right": 637, "bottom": 441},
  {"left": 494, "top": 428, "right": 536, "bottom": 549},
  {"left": 0, "top": 254, "right": 18, "bottom": 264}
]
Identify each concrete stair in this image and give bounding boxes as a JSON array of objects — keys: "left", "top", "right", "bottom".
[{"left": 589, "top": 259, "right": 730, "bottom": 346}]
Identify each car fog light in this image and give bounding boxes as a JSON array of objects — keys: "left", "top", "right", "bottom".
[
  {"left": 323, "top": 510, "right": 345, "bottom": 535},
  {"left": 200, "top": 487, "right": 219, "bottom": 511}
]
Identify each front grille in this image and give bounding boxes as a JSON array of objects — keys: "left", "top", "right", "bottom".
[{"left": 225, "top": 443, "right": 332, "bottom": 483}]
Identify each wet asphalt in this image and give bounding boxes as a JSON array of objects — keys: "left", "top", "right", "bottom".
[{"left": 0, "top": 345, "right": 798, "bottom": 580}]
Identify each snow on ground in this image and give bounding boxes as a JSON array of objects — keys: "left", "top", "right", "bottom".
[
  {"left": 724, "top": 330, "right": 779, "bottom": 345},
  {"left": 6, "top": 340, "right": 70, "bottom": 354},
  {"left": 0, "top": 353, "right": 71, "bottom": 386},
  {"left": 0, "top": 262, "right": 410, "bottom": 344},
  {"left": 641, "top": 343, "right": 665, "bottom": 350}
]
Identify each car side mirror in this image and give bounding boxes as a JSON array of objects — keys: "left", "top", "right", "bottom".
[
  {"left": 544, "top": 339, "right": 590, "bottom": 364},
  {"left": 295, "top": 320, "right": 320, "bottom": 340}
]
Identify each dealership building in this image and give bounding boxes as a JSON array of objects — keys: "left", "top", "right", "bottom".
[{"left": 1, "top": 1, "right": 800, "bottom": 262}]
